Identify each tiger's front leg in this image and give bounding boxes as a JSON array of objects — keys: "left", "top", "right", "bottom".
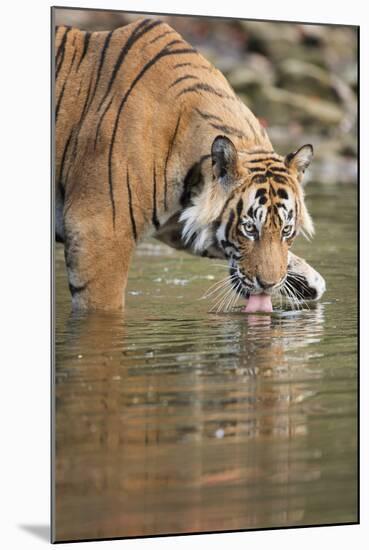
[
  {"left": 63, "top": 207, "right": 134, "bottom": 311},
  {"left": 286, "top": 251, "right": 326, "bottom": 301}
]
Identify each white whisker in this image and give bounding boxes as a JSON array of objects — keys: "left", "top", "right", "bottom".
[
  {"left": 213, "top": 284, "right": 236, "bottom": 314},
  {"left": 209, "top": 283, "right": 235, "bottom": 312},
  {"left": 284, "top": 279, "right": 307, "bottom": 310},
  {"left": 229, "top": 281, "right": 242, "bottom": 311},
  {"left": 201, "top": 274, "right": 237, "bottom": 299},
  {"left": 224, "top": 283, "right": 238, "bottom": 312},
  {"left": 204, "top": 275, "right": 238, "bottom": 300},
  {"left": 289, "top": 284, "right": 310, "bottom": 310},
  {"left": 283, "top": 281, "right": 297, "bottom": 310}
]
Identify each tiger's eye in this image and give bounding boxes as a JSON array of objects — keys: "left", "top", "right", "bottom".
[
  {"left": 244, "top": 221, "right": 255, "bottom": 233},
  {"left": 242, "top": 221, "right": 257, "bottom": 238}
]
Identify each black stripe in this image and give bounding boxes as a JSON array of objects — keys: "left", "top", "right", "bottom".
[
  {"left": 174, "top": 62, "right": 212, "bottom": 70},
  {"left": 265, "top": 169, "right": 287, "bottom": 180},
  {"left": 55, "top": 27, "right": 71, "bottom": 79},
  {"left": 243, "top": 119, "right": 260, "bottom": 141},
  {"left": 209, "top": 122, "right": 245, "bottom": 139},
  {"left": 78, "top": 72, "right": 95, "bottom": 125},
  {"left": 277, "top": 188, "right": 289, "bottom": 199},
  {"left": 63, "top": 160, "right": 74, "bottom": 199},
  {"left": 55, "top": 71, "right": 67, "bottom": 120},
  {"left": 248, "top": 156, "right": 281, "bottom": 163},
  {"left": 180, "top": 155, "right": 208, "bottom": 207},
  {"left": 241, "top": 149, "right": 275, "bottom": 155},
  {"left": 94, "top": 96, "right": 114, "bottom": 149},
  {"left": 220, "top": 239, "right": 235, "bottom": 254},
  {"left": 169, "top": 74, "right": 199, "bottom": 88},
  {"left": 76, "top": 31, "right": 91, "bottom": 71},
  {"left": 236, "top": 197, "right": 243, "bottom": 222},
  {"left": 212, "top": 219, "right": 221, "bottom": 233},
  {"left": 149, "top": 30, "right": 175, "bottom": 44},
  {"left": 63, "top": 73, "right": 95, "bottom": 186},
  {"left": 188, "top": 231, "right": 198, "bottom": 247},
  {"left": 69, "top": 43, "right": 79, "bottom": 69},
  {"left": 174, "top": 62, "right": 193, "bottom": 69},
  {"left": 59, "top": 126, "right": 74, "bottom": 186},
  {"left": 55, "top": 27, "right": 70, "bottom": 62},
  {"left": 60, "top": 184, "right": 65, "bottom": 202},
  {"left": 164, "top": 39, "right": 184, "bottom": 48},
  {"left": 55, "top": 26, "right": 67, "bottom": 43},
  {"left": 248, "top": 167, "right": 266, "bottom": 173},
  {"left": 152, "top": 165, "right": 160, "bottom": 230},
  {"left": 268, "top": 166, "right": 288, "bottom": 174},
  {"left": 97, "top": 19, "right": 162, "bottom": 111},
  {"left": 273, "top": 175, "right": 289, "bottom": 184},
  {"left": 126, "top": 169, "right": 137, "bottom": 241},
  {"left": 295, "top": 198, "right": 299, "bottom": 219},
  {"left": 218, "top": 193, "right": 235, "bottom": 220},
  {"left": 177, "top": 82, "right": 234, "bottom": 100},
  {"left": 195, "top": 109, "right": 222, "bottom": 122},
  {"left": 252, "top": 175, "right": 268, "bottom": 184},
  {"left": 164, "top": 112, "right": 182, "bottom": 209},
  {"left": 86, "top": 30, "right": 114, "bottom": 111},
  {"left": 69, "top": 281, "right": 88, "bottom": 296},
  {"left": 106, "top": 46, "right": 197, "bottom": 225},
  {"left": 55, "top": 49, "right": 76, "bottom": 121},
  {"left": 255, "top": 188, "right": 267, "bottom": 199},
  {"left": 55, "top": 79, "right": 67, "bottom": 120},
  {"left": 224, "top": 210, "right": 235, "bottom": 240},
  {"left": 254, "top": 205, "right": 261, "bottom": 218}
]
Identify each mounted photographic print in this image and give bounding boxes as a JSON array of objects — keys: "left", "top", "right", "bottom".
[{"left": 52, "top": 5, "right": 358, "bottom": 543}]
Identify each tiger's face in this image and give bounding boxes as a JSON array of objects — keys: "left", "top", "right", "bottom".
[
  {"left": 217, "top": 183, "right": 293, "bottom": 297},
  {"left": 181, "top": 135, "right": 315, "bottom": 300}
]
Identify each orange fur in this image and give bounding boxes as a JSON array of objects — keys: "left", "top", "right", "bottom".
[{"left": 55, "top": 19, "right": 320, "bottom": 310}]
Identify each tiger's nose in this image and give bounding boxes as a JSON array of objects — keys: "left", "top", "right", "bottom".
[{"left": 256, "top": 276, "right": 278, "bottom": 290}]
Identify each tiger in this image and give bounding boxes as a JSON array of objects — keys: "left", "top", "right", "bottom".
[{"left": 55, "top": 18, "right": 326, "bottom": 311}]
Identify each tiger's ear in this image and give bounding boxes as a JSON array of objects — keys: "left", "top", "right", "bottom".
[
  {"left": 211, "top": 135, "right": 238, "bottom": 186},
  {"left": 285, "top": 144, "right": 313, "bottom": 184}
]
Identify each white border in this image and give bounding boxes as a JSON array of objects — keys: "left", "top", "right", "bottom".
[{"left": 1, "top": 0, "right": 367, "bottom": 548}]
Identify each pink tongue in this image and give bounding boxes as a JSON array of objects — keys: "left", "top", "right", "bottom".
[{"left": 244, "top": 293, "right": 273, "bottom": 313}]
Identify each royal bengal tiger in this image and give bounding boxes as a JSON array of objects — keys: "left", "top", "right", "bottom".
[{"left": 55, "top": 18, "right": 326, "bottom": 312}]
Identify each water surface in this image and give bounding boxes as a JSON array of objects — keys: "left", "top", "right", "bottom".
[{"left": 54, "top": 182, "right": 357, "bottom": 541}]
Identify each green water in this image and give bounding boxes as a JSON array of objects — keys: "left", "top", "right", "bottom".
[{"left": 53, "top": 182, "right": 358, "bottom": 541}]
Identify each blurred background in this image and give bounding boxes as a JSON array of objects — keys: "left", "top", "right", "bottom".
[{"left": 55, "top": 8, "right": 357, "bottom": 185}]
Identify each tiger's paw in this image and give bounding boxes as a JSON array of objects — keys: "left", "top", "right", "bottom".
[{"left": 286, "top": 251, "right": 326, "bottom": 302}]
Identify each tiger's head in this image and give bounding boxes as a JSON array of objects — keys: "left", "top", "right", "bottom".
[{"left": 181, "top": 135, "right": 322, "bottom": 305}]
